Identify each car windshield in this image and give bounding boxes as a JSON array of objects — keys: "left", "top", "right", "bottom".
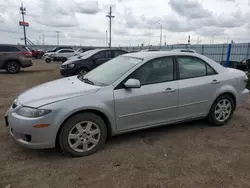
[{"left": 85, "top": 56, "right": 143, "bottom": 86}]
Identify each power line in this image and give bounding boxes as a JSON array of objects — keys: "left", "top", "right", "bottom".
[
  {"left": 20, "top": 3, "right": 27, "bottom": 45},
  {"left": 106, "top": 6, "right": 115, "bottom": 48}
]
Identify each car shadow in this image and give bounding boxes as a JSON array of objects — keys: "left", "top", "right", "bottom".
[
  {"left": 18, "top": 119, "right": 209, "bottom": 159},
  {"left": 108, "top": 119, "right": 208, "bottom": 146}
]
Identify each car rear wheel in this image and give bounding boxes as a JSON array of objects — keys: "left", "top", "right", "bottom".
[
  {"left": 5, "top": 61, "right": 20, "bottom": 74},
  {"left": 59, "top": 113, "right": 107, "bottom": 157},
  {"left": 208, "top": 94, "right": 235, "bottom": 126},
  {"left": 45, "top": 58, "right": 52, "bottom": 63}
]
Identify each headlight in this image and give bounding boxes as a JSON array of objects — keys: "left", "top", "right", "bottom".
[
  {"left": 16, "top": 107, "right": 52, "bottom": 118},
  {"left": 68, "top": 64, "right": 75, "bottom": 68}
]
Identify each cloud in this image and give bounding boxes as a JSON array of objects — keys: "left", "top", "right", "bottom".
[
  {"left": 0, "top": 16, "right": 4, "bottom": 23},
  {"left": 0, "top": 0, "right": 249, "bottom": 45},
  {"left": 76, "top": 0, "right": 100, "bottom": 14},
  {"left": 169, "top": 0, "right": 211, "bottom": 19}
]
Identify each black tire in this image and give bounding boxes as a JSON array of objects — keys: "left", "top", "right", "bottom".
[
  {"left": 45, "top": 58, "right": 52, "bottom": 63},
  {"left": 62, "top": 57, "right": 67, "bottom": 62},
  {"left": 59, "top": 112, "right": 107, "bottom": 157},
  {"left": 5, "top": 61, "right": 20, "bottom": 74},
  {"left": 75, "top": 67, "right": 89, "bottom": 75},
  {"left": 208, "top": 94, "right": 235, "bottom": 126}
]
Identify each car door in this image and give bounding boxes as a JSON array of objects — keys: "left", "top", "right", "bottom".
[
  {"left": 62, "top": 50, "right": 74, "bottom": 57},
  {"left": 176, "top": 56, "right": 221, "bottom": 119},
  {"left": 114, "top": 56, "right": 179, "bottom": 131}
]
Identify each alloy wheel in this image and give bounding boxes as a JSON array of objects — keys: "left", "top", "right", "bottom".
[
  {"left": 7, "top": 62, "right": 19, "bottom": 73},
  {"left": 68, "top": 121, "right": 101, "bottom": 153},
  {"left": 214, "top": 99, "right": 232, "bottom": 122}
]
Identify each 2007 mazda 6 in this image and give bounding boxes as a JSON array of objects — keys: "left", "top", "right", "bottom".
[{"left": 5, "top": 51, "right": 249, "bottom": 157}]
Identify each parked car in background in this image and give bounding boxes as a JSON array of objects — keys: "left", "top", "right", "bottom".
[
  {"left": 0, "top": 44, "right": 33, "bottom": 73},
  {"left": 45, "top": 46, "right": 73, "bottom": 53},
  {"left": 60, "top": 49, "right": 127, "bottom": 76},
  {"left": 45, "top": 49, "right": 75, "bottom": 63},
  {"left": 171, "top": 49, "right": 196, "bottom": 53},
  {"left": 26, "top": 47, "right": 44, "bottom": 59},
  {"left": 141, "top": 49, "right": 160, "bottom": 52},
  {"left": 5, "top": 51, "right": 249, "bottom": 157}
]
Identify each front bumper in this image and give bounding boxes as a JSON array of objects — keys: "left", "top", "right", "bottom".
[
  {"left": 6, "top": 108, "right": 56, "bottom": 149},
  {"left": 60, "top": 67, "right": 76, "bottom": 77}
]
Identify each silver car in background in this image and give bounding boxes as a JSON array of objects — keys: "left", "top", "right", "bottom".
[{"left": 5, "top": 52, "right": 249, "bottom": 157}]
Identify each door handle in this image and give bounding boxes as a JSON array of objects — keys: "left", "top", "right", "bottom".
[
  {"left": 162, "top": 88, "right": 176, "bottom": 93},
  {"left": 211, "top": 79, "right": 220, "bottom": 84}
]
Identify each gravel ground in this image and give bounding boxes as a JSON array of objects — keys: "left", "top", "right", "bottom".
[{"left": 0, "top": 60, "right": 250, "bottom": 188}]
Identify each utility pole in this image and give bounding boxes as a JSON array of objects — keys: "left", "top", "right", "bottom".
[
  {"left": 148, "top": 28, "right": 151, "bottom": 46},
  {"left": 106, "top": 6, "right": 115, "bottom": 48},
  {"left": 55, "top": 31, "right": 60, "bottom": 45},
  {"left": 20, "top": 3, "right": 27, "bottom": 45},
  {"left": 42, "top": 32, "right": 45, "bottom": 45},
  {"left": 188, "top": 35, "right": 190, "bottom": 44},
  {"left": 105, "top": 30, "right": 108, "bottom": 47}
]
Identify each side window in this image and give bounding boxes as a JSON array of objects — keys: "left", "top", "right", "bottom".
[
  {"left": 95, "top": 51, "right": 112, "bottom": 59},
  {"left": 113, "top": 50, "right": 126, "bottom": 57},
  {"left": 129, "top": 57, "right": 174, "bottom": 85},
  {"left": 0, "top": 46, "right": 8, "bottom": 52},
  {"left": 0, "top": 46, "right": 20, "bottom": 52},
  {"left": 207, "top": 65, "right": 216, "bottom": 75},
  {"left": 58, "top": 50, "right": 65, "bottom": 53},
  {"left": 177, "top": 57, "right": 206, "bottom": 79},
  {"left": 7, "top": 46, "right": 20, "bottom": 52},
  {"left": 64, "top": 50, "right": 73, "bottom": 53}
]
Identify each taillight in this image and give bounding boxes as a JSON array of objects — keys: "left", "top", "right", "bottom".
[{"left": 23, "top": 51, "right": 32, "bottom": 57}]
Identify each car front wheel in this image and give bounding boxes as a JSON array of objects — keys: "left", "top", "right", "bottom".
[
  {"left": 59, "top": 113, "right": 107, "bottom": 157},
  {"left": 208, "top": 94, "right": 235, "bottom": 126}
]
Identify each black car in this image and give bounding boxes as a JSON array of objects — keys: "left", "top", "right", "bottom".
[{"left": 60, "top": 49, "right": 127, "bottom": 77}]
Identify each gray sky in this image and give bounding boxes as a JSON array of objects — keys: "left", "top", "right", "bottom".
[{"left": 0, "top": 0, "right": 249, "bottom": 46}]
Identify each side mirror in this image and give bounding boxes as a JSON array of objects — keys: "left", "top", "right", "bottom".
[{"left": 124, "top": 79, "right": 141, "bottom": 88}]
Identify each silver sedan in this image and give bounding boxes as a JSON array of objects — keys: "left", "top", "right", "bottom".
[{"left": 5, "top": 52, "right": 249, "bottom": 157}]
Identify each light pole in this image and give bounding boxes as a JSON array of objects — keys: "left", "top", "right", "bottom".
[
  {"left": 106, "top": 6, "right": 115, "bottom": 48},
  {"left": 157, "top": 21, "right": 162, "bottom": 49},
  {"left": 55, "top": 31, "right": 60, "bottom": 45},
  {"left": 20, "top": 3, "right": 27, "bottom": 45},
  {"left": 105, "top": 30, "right": 108, "bottom": 47}
]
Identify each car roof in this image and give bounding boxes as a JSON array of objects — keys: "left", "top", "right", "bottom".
[{"left": 123, "top": 51, "right": 197, "bottom": 59}]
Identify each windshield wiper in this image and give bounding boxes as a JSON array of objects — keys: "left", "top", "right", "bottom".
[{"left": 77, "top": 74, "right": 94, "bottom": 85}]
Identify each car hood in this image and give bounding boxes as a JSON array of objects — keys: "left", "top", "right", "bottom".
[{"left": 18, "top": 76, "right": 100, "bottom": 108}]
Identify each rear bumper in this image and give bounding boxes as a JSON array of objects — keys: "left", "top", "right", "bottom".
[
  {"left": 21, "top": 59, "right": 33, "bottom": 68},
  {"left": 237, "top": 88, "right": 249, "bottom": 108}
]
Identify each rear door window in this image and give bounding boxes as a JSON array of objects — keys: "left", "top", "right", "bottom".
[
  {"left": 0, "top": 46, "right": 20, "bottom": 52},
  {"left": 95, "top": 51, "right": 112, "bottom": 59},
  {"left": 113, "top": 50, "right": 126, "bottom": 57}
]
